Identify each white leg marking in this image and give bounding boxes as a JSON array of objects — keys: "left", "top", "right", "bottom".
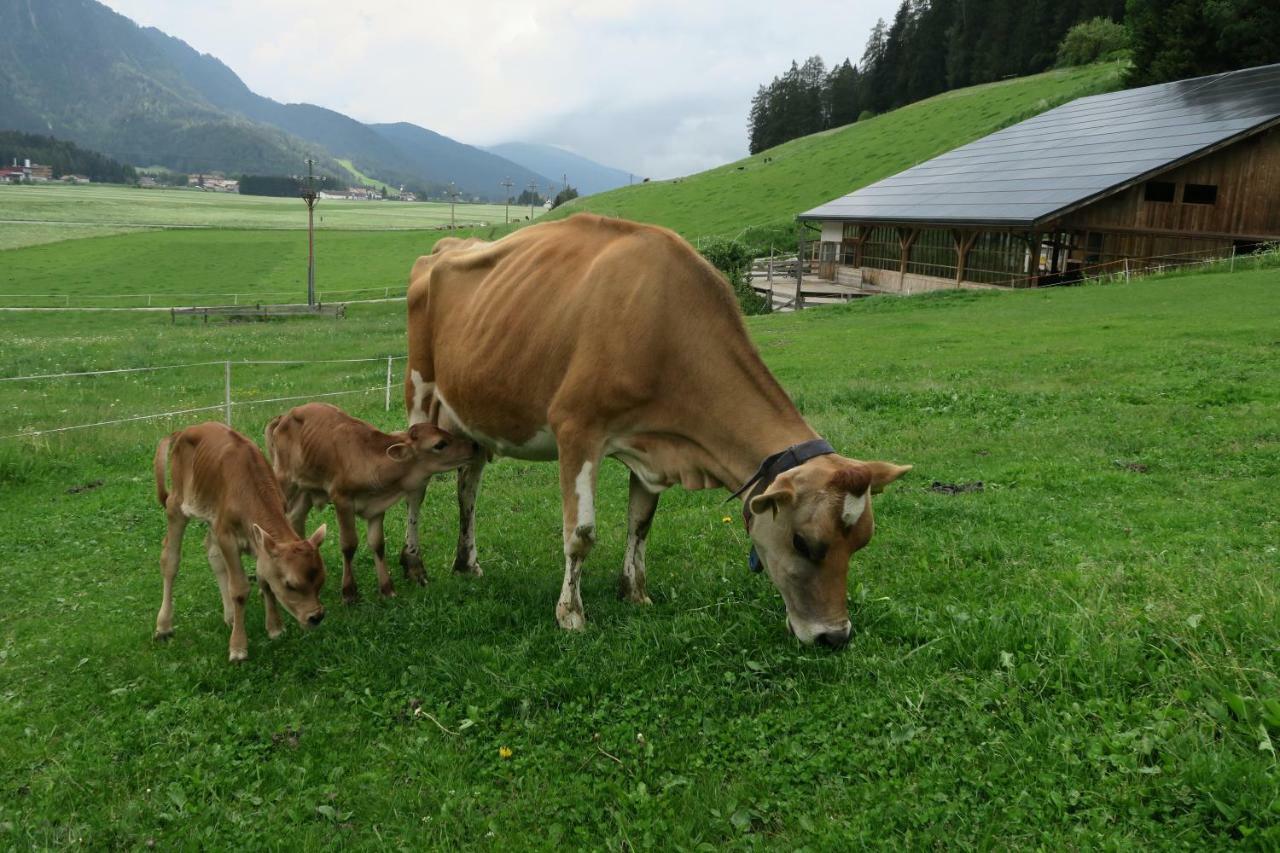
[
  {"left": 409, "top": 369, "right": 433, "bottom": 426},
  {"left": 575, "top": 461, "right": 595, "bottom": 531}
]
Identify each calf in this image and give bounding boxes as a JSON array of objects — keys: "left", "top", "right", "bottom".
[
  {"left": 265, "top": 402, "right": 474, "bottom": 603},
  {"left": 153, "top": 422, "right": 328, "bottom": 662}
]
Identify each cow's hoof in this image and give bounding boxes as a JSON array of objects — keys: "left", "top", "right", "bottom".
[
  {"left": 617, "top": 576, "right": 652, "bottom": 605},
  {"left": 342, "top": 588, "right": 360, "bottom": 606},
  {"left": 452, "top": 556, "right": 483, "bottom": 577},
  {"left": 556, "top": 608, "right": 586, "bottom": 631},
  {"left": 229, "top": 648, "right": 248, "bottom": 663},
  {"left": 153, "top": 628, "right": 174, "bottom": 642},
  {"left": 267, "top": 626, "right": 285, "bottom": 640},
  {"left": 399, "top": 548, "right": 425, "bottom": 577},
  {"left": 379, "top": 584, "right": 397, "bottom": 598}
]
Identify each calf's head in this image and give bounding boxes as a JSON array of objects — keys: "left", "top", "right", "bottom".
[
  {"left": 747, "top": 457, "right": 910, "bottom": 647},
  {"left": 388, "top": 423, "right": 476, "bottom": 472},
  {"left": 252, "top": 524, "right": 328, "bottom": 627}
]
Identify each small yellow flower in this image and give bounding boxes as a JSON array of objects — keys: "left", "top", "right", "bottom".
[
  {"left": 721, "top": 516, "right": 733, "bottom": 524},
  {"left": 499, "top": 746, "right": 513, "bottom": 759}
]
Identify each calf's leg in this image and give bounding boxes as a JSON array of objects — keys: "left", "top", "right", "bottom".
[
  {"left": 366, "top": 513, "right": 395, "bottom": 597},
  {"left": 619, "top": 472, "right": 660, "bottom": 605},
  {"left": 453, "top": 455, "right": 487, "bottom": 576},
  {"left": 399, "top": 481, "right": 429, "bottom": 584},
  {"left": 260, "top": 581, "right": 285, "bottom": 639},
  {"left": 555, "top": 429, "right": 602, "bottom": 631},
  {"left": 217, "top": 536, "right": 252, "bottom": 662},
  {"left": 286, "top": 491, "right": 310, "bottom": 538},
  {"left": 205, "top": 531, "right": 234, "bottom": 626},
  {"left": 333, "top": 497, "right": 363, "bottom": 603},
  {"left": 153, "top": 511, "right": 188, "bottom": 640}
]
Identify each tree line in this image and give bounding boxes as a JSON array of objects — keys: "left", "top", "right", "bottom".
[
  {"left": 0, "top": 131, "right": 137, "bottom": 182},
  {"left": 748, "top": 0, "right": 1280, "bottom": 154}
]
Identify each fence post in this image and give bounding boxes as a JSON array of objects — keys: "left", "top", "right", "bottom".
[
  {"left": 1230, "top": 245, "right": 1236, "bottom": 273},
  {"left": 1124, "top": 258, "right": 1130, "bottom": 282},
  {"left": 234, "top": 293, "right": 239, "bottom": 305},
  {"left": 385, "top": 356, "right": 393, "bottom": 412},
  {"left": 224, "top": 361, "right": 232, "bottom": 425},
  {"left": 147, "top": 294, "right": 152, "bottom": 307}
]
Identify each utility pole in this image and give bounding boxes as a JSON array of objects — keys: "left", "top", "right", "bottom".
[
  {"left": 527, "top": 179, "right": 538, "bottom": 219},
  {"left": 447, "top": 182, "right": 461, "bottom": 230},
  {"left": 300, "top": 157, "right": 318, "bottom": 307},
  {"left": 500, "top": 177, "right": 514, "bottom": 223}
]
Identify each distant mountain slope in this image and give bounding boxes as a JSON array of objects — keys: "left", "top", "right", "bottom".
[
  {"left": 368, "top": 124, "right": 549, "bottom": 199},
  {"left": 486, "top": 143, "right": 632, "bottom": 196},
  {"left": 0, "top": 0, "right": 549, "bottom": 198},
  {"left": 544, "top": 62, "right": 1125, "bottom": 241}
]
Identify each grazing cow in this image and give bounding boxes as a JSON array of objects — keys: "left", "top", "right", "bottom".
[
  {"left": 153, "top": 422, "right": 328, "bottom": 662},
  {"left": 265, "top": 402, "right": 474, "bottom": 603},
  {"left": 401, "top": 215, "right": 910, "bottom": 646}
]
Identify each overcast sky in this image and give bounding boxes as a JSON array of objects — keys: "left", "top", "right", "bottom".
[{"left": 103, "top": 1, "right": 900, "bottom": 179}]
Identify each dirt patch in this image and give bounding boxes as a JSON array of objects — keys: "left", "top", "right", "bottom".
[
  {"left": 66, "top": 479, "right": 104, "bottom": 494},
  {"left": 930, "top": 481, "right": 983, "bottom": 495},
  {"left": 1113, "top": 460, "right": 1149, "bottom": 473}
]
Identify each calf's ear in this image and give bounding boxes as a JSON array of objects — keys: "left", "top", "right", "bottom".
[
  {"left": 863, "top": 462, "right": 912, "bottom": 494},
  {"left": 308, "top": 524, "right": 327, "bottom": 547},
  {"left": 253, "top": 523, "right": 277, "bottom": 554}
]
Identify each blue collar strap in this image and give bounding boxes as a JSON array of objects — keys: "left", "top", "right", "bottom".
[{"left": 730, "top": 438, "right": 835, "bottom": 572}]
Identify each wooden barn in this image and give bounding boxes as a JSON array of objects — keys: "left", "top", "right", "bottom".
[{"left": 798, "top": 63, "right": 1280, "bottom": 292}]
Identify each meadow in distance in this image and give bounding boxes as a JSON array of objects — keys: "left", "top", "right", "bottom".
[{"left": 1, "top": 60, "right": 1278, "bottom": 848}]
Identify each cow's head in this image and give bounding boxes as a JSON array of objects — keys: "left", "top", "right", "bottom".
[
  {"left": 253, "top": 524, "right": 328, "bottom": 627},
  {"left": 388, "top": 423, "right": 476, "bottom": 472},
  {"left": 746, "top": 457, "right": 910, "bottom": 647}
]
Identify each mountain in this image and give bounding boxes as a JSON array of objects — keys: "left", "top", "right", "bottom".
[
  {"left": 0, "top": 0, "right": 549, "bottom": 198},
  {"left": 541, "top": 62, "right": 1125, "bottom": 242},
  {"left": 486, "top": 143, "right": 633, "bottom": 197}
]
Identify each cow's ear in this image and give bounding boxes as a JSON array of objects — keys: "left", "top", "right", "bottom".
[
  {"left": 749, "top": 482, "right": 795, "bottom": 519},
  {"left": 386, "top": 442, "right": 412, "bottom": 462},
  {"left": 863, "top": 462, "right": 912, "bottom": 494},
  {"left": 253, "top": 523, "right": 277, "bottom": 554},
  {"left": 307, "top": 524, "right": 327, "bottom": 547}
]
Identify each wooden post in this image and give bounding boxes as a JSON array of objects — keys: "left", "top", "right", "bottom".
[
  {"left": 953, "top": 230, "right": 977, "bottom": 288},
  {"left": 1025, "top": 231, "right": 1041, "bottom": 288},
  {"left": 898, "top": 227, "right": 918, "bottom": 288},
  {"left": 795, "top": 235, "right": 805, "bottom": 310}
]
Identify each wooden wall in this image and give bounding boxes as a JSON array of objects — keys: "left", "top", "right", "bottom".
[{"left": 1062, "top": 124, "right": 1280, "bottom": 241}]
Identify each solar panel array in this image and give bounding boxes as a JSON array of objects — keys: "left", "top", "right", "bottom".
[{"left": 799, "top": 63, "right": 1280, "bottom": 227}]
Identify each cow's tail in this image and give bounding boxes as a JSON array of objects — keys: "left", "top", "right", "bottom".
[
  {"left": 154, "top": 434, "right": 172, "bottom": 507},
  {"left": 263, "top": 414, "right": 282, "bottom": 463}
]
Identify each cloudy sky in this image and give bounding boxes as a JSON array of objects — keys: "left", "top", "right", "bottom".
[{"left": 103, "top": 1, "right": 899, "bottom": 178}]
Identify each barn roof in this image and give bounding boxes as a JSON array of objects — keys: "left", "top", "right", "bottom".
[{"left": 799, "top": 63, "right": 1280, "bottom": 228}]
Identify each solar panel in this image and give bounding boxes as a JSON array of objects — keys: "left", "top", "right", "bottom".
[{"left": 799, "top": 63, "right": 1280, "bottom": 227}]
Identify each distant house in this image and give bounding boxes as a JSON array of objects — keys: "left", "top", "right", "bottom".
[
  {"left": 318, "top": 189, "right": 348, "bottom": 200},
  {"left": 2, "top": 158, "right": 53, "bottom": 182},
  {"left": 61, "top": 174, "right": 91, "bottom": 184},
  {"left": 138, "top": 175, "right": 158, "bottom": 188},
  {"left": 27, "top": 163, "right": 52, "bottom": 181}
]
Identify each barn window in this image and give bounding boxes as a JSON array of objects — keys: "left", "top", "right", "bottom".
[
  {"left": 1182, "top": 183, "right": 1218, "bottom": 205},
  {"left": 1144, "top": 181, "right": 1176, "bottom": 203}
]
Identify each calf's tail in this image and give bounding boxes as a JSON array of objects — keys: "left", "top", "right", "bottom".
[{"left": 154, "top": 434, "right": 172, "bottom": 507}]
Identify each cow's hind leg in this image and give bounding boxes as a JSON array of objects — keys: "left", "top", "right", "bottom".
[
  {"left": 333, "top": 497, "right": 363, "bottom": 603},
  {"left": 453, "top": 454, "right": 487, "bottom": 576},
  {"left": 366, "top": 513, "right": 395, "bottom": 597},
  {"left": 619, "top": 472, "right": 659, "bottom": 605},
  {"left": 399, "top": 481, "right": 430, "bottom": 584},
  {"left": 555, "top": 430, "right": 602, "bottom": 631},
  {"left": 285, "top": 490, "right": 310, "bottom": 538},
  {"left": 154, "top": 510, "right": 188, "bottom": 640}
]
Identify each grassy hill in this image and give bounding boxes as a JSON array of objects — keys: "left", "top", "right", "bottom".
[
  {"left": 547, "top": 62, "right": 1126, "bottom": 242},
  {"left": 1, "top": 260, "right": 1277, "bottom": 846}
]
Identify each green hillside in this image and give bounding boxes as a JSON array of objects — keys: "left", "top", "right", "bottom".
[{"left": 548, "top": 62, "right": 1125, "bottom": 242}]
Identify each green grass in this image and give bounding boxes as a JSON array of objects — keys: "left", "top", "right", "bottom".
[
  {"left": 0, "top": 183, "right": 530, "bottom": 251},
  {"left": 1, "top": 263, "right": 1277, "bottom": 847},
  {"left": 549, "top": 62, "right": 1126, "bottom": 242}
]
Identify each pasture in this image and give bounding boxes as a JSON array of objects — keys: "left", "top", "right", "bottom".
[
  {"left": 1, "top": 253, "right": 1277, "bottom": 847},
  {"left": 0, "top": 183, "right": 529, "bottom": 251}
]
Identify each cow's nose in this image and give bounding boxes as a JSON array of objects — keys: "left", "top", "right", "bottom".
[
  {"left": 308, "top": 610, "right": 325, "bottom": 626},
  {"left": 815, "top": 626, "right": 851, "bottom": 649}
]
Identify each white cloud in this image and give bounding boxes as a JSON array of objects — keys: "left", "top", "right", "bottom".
[{"left": 103, "top": 0, "right": 899, "bottom": 177}]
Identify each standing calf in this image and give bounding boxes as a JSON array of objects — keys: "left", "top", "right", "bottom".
[
  {"left": 153, "top": 422, "right": 328, "bottom": 662},
  {"left": 265, "top": 402, "right": 474, "bottom": 603}
]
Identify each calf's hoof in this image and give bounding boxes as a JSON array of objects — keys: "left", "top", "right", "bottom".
[
  {"left": 556, "top": 606, "right": 586, "bottom": 631},
  {"left": 153, "top": 628, "right": 174, "bottom": 642},
  {"left": 267, "top": 626, "right": 285, "bottom": 640},
  {"left": 452, "top": 554, "right": 484, "bottom": 577},
  {"left": 228, "top": 648, "right": 248, "bottom": 663},
  {"left": 379, "top": 583, "right": 397, "bottom": 598},
  {"left": 399, "top": 548, "right": 425, "bottom": 580},
  {"left": 617, "top": 576, "right": 652, "bottom": 605}
]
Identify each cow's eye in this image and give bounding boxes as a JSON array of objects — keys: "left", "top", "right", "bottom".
[
  {"left": 792, "top": 534, "right": 813, "bottom": 560},
  {"left": 432, "top": 439, "right": 449, "bottom": 451}
]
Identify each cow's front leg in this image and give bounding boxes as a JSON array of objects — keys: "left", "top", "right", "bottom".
[
  {"left": 453, "top": 454, "right": 487, "bottom": 576},
  {"left": 217, "top": 535, "right": 251, "bottom": 662},
  {"left": 153, "top": 510, "right": 188, "bottom": 640},
  {"left": 333, "top": 497, "right": 362, "bottom": 603},
  {"left": 620, "top": 472, "right": 659, "bottom": 605},
  {"left": 205, "top": 531, "right": 234, "bottom": 626},
  {"left": 555, "top": 432, "right": 602, "bottom": 631},
  {"left": 366, "top": 513, "right": 395, "bottom": 597},
  {"left": 399, "top": 481, "right": 430, "bottom": 584},
  {"left": 285, "top": 490, "right": 310, "bottom": 538}
]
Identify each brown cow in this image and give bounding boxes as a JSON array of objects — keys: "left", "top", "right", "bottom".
[
  {"left": 153, "top": 422, "right": 328, "bottom": 662},
  {"left": 400, "top": 214, "right": 910, "bottom": 646},
  {"left": 265, "top": 402, "right": 474, "bottom": 603}
]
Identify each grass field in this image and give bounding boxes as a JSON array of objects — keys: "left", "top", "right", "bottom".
[
  {"left": 548, "top": 62, "right": 1124, "bottom": 242},
  {"left": 1, "top": 260, "right": 1277, "bottom": 847},
  {"left": 0, "top": 183, "right": 532, "bottom": 251}
]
